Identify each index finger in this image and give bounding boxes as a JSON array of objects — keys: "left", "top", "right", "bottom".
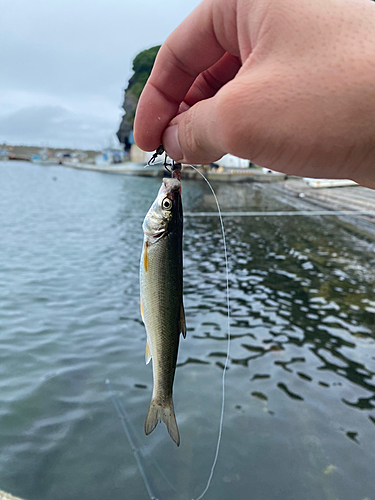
[{"left": 133, "top": 0, "right": 237, "bottom": 151}]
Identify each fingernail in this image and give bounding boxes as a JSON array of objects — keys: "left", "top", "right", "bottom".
[{"left": 163, "top": 125, "right": 183, "bottom": 161}]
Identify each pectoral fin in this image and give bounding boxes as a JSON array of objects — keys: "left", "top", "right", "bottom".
[
  {"left": 145, "top": 340, "right": 152, "bottom": 364},
  {"left": 143, "top": 241, "right": 149, "bottom": 272},
  {"left": 179, "top": 302, "right": 186, "bottom": 338}
]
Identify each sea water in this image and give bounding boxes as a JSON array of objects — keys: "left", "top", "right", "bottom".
[{"left": 0, "top": 161, "right": 374, "bottom": 500}]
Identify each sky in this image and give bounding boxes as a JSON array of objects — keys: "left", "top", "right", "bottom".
[{"left": 0, "top": 0, "right": 201, "bottom": 150}]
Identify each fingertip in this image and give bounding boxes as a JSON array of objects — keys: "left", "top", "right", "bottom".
[
  {"left": 134, "top": 83, "right": 180, "bottom": 152},
  {"left": 133, "top": 102, "right": 158, "bottom": 152},
  {"left": 162, "top": 124, "right": 183, "bottom": 162}
]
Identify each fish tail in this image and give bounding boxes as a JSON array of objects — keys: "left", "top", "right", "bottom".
[{"left": 144, "top": 398, "right": 180, "bottom": 447}]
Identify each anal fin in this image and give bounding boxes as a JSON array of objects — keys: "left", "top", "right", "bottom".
[{"left": 145, "top": 340, "right": 152, "bottom": 364}]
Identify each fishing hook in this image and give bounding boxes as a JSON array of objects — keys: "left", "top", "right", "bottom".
[
  {"left": 147, "top": 145, "right": 181, "bottom": 179},
  {"left": 147, "top": 144, "right": 165, "bottom": 166}
]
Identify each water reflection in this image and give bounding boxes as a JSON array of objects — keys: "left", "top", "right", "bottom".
[{"left": 183, "top": 181, "right": 375, "bottom": 445}]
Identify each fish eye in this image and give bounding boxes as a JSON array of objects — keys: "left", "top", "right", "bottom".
[{"left": 162, "top": 198, "right": 173, "bottom": 210}]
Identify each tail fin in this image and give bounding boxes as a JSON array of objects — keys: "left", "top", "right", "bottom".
[{"left": 144, "top": 398, "right": 180, "bottom": 447}]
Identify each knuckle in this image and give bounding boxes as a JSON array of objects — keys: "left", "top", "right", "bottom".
[
  {"left": 183, "top": 108, "right": 198, "bottom": 152},
  {"left": 181, "top": 106, "right": 204, "bottom": 160}
]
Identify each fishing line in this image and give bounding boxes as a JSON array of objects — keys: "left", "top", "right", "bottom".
[
  {"left": 107, "top": 378, "right": 184, "bottom": 498},
  {"left": 110, "top": 157, "right": 372, "bottom": 498},
  {"left": 105, "top": 379, "right": 160, "bottom": 500},
  {"left": 142, "top": 159, "right": 231, "bottom": 499},
  {"left": 185, "top": 210, "right": 375, "bottom": 217},
  {"left": 186, "top": 165, "right": 231, "bottom": 500},
  {"left": 115, "top": 389, "right": 179, "bottom": 494}
]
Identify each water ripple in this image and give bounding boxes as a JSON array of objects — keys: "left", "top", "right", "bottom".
[{"left": 0, "top": 163, "right": 375, "bottom": 500}]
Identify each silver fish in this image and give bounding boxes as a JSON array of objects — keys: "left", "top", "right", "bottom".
[{"left": 140, "top": 177, "right": 185, "bottom": 446}]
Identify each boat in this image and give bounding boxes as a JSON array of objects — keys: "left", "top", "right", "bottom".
[
  {"left": 0, "top": 148, "right": 9, "bottom": 161},
  {"left": 31, "top": 148, "right": 59, "bottom": 166},
  {"left": 95, "top": 147, "right": 126, "bottom": 166}
]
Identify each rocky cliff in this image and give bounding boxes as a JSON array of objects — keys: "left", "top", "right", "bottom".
[{"left": 117, "top": 45, "right": 160, "bottom": 149}]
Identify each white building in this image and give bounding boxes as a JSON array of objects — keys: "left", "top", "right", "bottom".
[{"left": 216, "top": 154, "right": 249, "bottom": 169}]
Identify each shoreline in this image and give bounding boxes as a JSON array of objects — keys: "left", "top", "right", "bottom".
[
  {"left": 60, "top": 160, "right": 289, "bottom": 183},
  {"left": 3, "top": 159, "right": 375, "bottom": 226},
  {"left": 45, "top": 161, "right": 375, "bottom": 224}
]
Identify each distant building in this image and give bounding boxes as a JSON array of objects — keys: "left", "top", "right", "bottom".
[{"left": 216, "top": 154, "right": 249, "bottom": 169}]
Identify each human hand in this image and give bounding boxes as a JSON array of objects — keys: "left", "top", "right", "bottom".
[{"left": 134, "top": 0, "right": 375, "bottom": 187}]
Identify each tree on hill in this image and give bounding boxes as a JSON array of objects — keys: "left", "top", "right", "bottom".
[{"left": 117, "top": 45, "right": 160, "bottom": 149}]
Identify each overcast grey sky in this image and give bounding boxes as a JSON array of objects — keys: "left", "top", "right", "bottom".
[{"left": 0, "top": 0, "right": 200, "bottom": 150}]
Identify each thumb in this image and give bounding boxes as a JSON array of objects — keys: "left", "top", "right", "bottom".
[{"left": 162, "top": 95, "right": 228, "bottom": 165}]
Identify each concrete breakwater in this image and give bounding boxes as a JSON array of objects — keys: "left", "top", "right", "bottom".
[
  {"left": 53, "top": 161, "right": 375, "bottom": 225},
  {"left": 24, "top": 159, "right": 375, "bottom": 223},
  {"left": 278, "top": 178, "right": 375, "bottom": 224},
  {"left": 62, "top": 161, "right": 288, "bottom": 182}
]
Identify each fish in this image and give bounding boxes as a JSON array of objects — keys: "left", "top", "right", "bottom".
[{"left": 140, "top": 177, "right": 185, "bottom": 447}]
